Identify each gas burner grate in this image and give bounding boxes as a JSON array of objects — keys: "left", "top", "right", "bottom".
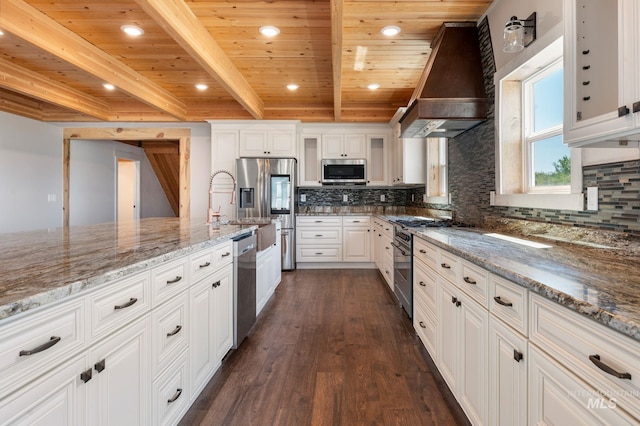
[{"left": 394, "top": 217, "right": 475, "bottom": 228}]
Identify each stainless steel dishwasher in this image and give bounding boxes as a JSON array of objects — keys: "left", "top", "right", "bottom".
[{"left": 232, "top": 232, "right": 257, "bottom": 349}]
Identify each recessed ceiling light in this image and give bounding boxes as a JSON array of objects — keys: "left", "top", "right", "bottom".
[
  {"left": 121, "top": 25, "right": 144, "bottom": 37},
  {"left": 259, "top": 26, "right": 280, "bottom": 37},
  {"left": 195, "top": 83, "right": 208, "bottom": 91},
  {"left": 367, "top": 83, "right": 380, "bottom": 91},
  {"left": 380, "top": 26, "right": 401, "bottom": 37},
  {"left": 286, "top": 84, "right": 299, "bottom": 91},
  {"left": 103, "top": 83, "right": 116, "bottom": 91}
]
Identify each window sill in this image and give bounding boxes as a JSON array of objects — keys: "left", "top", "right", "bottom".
[{"left": 493, "top": 193, "right": 584, "bottom": 211}]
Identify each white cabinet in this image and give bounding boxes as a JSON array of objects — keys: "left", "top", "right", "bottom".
[
  {"left": 564, "top": 0, "right": 640, "bottom": 147},
  {"left": 321, "top": 134, "right": 366, "bottom": 159},
  {"left": 296, "top": 216, "right": 343, "bottom": 262},
  {"left": 373, "top": 218, "right": 394, "bottom": 289},
  {"left": 366, "top": 134, "right": 389, "bottom": 186},
  {"left": 299, "top": 134, "right": 322, "bottom": 186},
  {"left": 489, "top": 317, "right": 527, "bottom": 426},
  {"left": 256, "top": 246, "right": 274, "bottom": 315},
  {"left": 189, "top": 262, "right": 233, "bottom": 397},
  {"left": 239, "top": 128, "right": 296, "bottom": 157},
  {"left": 152, "top": 350, "right": 190, "bottom": 426},
  {"left": 438, "top": 279, "right": 489, "bottom": 426},
  {"left": 87, "top": 316, "right": 152, "bottom": 426},
  {"left": 392, "top": 124, "right": 425, "bottom": 184},
  {"left": 413, "top": 254, "right": 438, "bottom": 360},
  {"left": 342, "top": 216, "right": 371, "bottom": 262}
]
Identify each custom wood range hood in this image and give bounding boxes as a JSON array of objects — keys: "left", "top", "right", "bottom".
[{"left": 400, "top": 22, "right": 488, "bottom": 138}]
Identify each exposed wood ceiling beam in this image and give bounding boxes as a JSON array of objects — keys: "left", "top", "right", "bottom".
[
  {"left": 0, "top": 0, "right": 187, "bottom": 120},
  {"left": 331, "top": 0, "right": 344, "bottom": 122},
  {"left": 134, "top": 0, "right": 264, "bottom": 120},
  {"left": 0, "top": 57, "right": 111, "bottom": 120}
]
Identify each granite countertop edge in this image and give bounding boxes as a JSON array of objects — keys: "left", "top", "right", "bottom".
[
  {"left": 0, "top": 223, "right": 255, "bottom": 322},
  {"left": 410, "top": 228, "right": 640, "bottom": 343}
]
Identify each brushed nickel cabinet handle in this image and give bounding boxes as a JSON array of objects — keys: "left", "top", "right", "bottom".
[
  {"left": 19, "top": 336, "right": 61, "bottom": 356},
  {"left": 114, "top": 297, "right": 138, "bottom": 310}
]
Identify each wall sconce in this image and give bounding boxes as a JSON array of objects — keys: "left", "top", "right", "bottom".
[{"left": 503, "top": 12, "right": 536, "bottom": 53}]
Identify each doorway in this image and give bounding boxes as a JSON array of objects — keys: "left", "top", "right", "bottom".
[{"left": 117, "top": 157, "right": 140, "bottom": 223}]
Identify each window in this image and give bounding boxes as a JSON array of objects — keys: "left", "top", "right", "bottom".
[
  {"left": 523, "top": 60, "right": 570, "bottom": 193},
  {"left": 425, "top": 138, "right": 448, "bottom": 203},
  {"left": 494, "top": 36, "right": 584, "bottom": 211}
]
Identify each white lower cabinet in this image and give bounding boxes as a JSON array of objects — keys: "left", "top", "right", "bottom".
[
  {"left": 437, "top": 279, "right": 488, "bottom": 425},
  {"left": 342, "top": 216, "right": 371, "bottom": 262},
  {"left": 489, "top": 317, "right": 527, "bottom": 426},
  {"left": 256, "top": 231, "right": 281, "bottom": 316},
  {"left": 0, "top": 353, "right": 88, "bottom": 425},
  {"left": 529, "top": 344, "right": 637, "bottom": 425},
  {"left": 189, "top": 262, "right": 233, "bottom": 398},
  {"left": 87, "top": 316, "right": 151, "bottom": 426},
  {"left": 152, "top": 350, "right": 190, "bottom": 426}
]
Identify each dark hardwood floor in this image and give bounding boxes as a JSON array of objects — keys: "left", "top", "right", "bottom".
[{"left": 180, "top": 269, "right": 468, "bottom": 425}]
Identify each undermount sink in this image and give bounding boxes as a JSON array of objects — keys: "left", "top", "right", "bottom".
[{"left": 228, "top": 220, "right": 276, "bottom": 251}]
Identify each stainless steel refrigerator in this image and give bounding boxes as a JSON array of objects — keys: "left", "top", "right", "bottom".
[{"left": 236, "top": 158, "right": 297, "bottom": 270}]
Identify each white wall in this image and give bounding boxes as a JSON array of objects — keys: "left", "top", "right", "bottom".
[
  {"left": 486, "top": 0, "right": 563, "bottom": 72},
  {"left": 0, "top": 112, "right": 212, "bottom": 233},
  {"left": 0, "top": 111, "right": 63, "bottom": 233}
]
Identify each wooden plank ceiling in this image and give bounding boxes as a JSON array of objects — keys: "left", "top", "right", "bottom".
[{"left": 0, "top": 0, "right": 492, "bottom": 123}]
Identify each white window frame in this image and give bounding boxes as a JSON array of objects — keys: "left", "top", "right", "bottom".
[
  {"left": 425, "top": 137, "right": 448, "bottom": 204},
  {"left": 522, "top": 59, "right": 569, "bottom": 194},
  {"left": 494, "top": 34, "right": 584, "bottom": 211}
]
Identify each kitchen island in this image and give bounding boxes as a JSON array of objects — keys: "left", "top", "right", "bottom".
[{"left": 0, "top": 217, "right": 254, "bottom": 320}]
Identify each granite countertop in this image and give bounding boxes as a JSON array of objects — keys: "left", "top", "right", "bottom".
[
  {"left": 409, "top": 226, "right": 640, "bottom": 342},
  {"left": 0, "top": 218, "right": 255, "bottom": 321}
]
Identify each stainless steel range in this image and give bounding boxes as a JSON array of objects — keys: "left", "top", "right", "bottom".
[{"left": 391, "top": 217, "right": 471, "bottom": 318}]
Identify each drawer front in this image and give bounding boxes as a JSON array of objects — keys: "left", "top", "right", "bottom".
[
  {"left": 152, "top": 350, "right": 190, "bottom": 426},
  {"left": 530, "top": 294, "right": 640, "bottom": 419},
  {"left": 380, "top": 221, "right": 394, "bottom": 239},
  {"left": 297, "top": 246, "right": 342, "bottom": 262},
  {"left": 0, "top": 298, "right": 86, "bottom": 399},
  {"left": 381, "top": 253, "right": 394, "bottom": 287},
  {"left": 437, "top": 250, "right": 459, "bottom": 284},
  {"left": 213, "top": 241, "right": 233, "bottom": 268},
  {"left": 414, "top": 297, "right": 437, "bottom": 361},
  {"left": 297, "top": 216, "right": 342, "bottom": 227},
  {"left": 88, "top": 271, "right": 151, "bottom": 343},
  {"left": 489, "top": 274, "right": 528, "bottom": 336},
  {"left": 152, "top": 291, "right": 189, "bottom": 377},
  {"left": 190, "top": 247, "right": 216, "bottom": 283},
  {"left": 151, "top": 256, "right": 189, "bottom": 307},
  {"left": 458, "top": 260, "right": 489, "bottom": 308},
  {"left": 413, "top": 237, "right": 438, "bottom": 270},
  {"left": 343, "top": 216, "right": 371, "bottom": 227},
  {"left": 297, "top": 229, "right": 342, "bottom": 244},
  {"left": 413, "top": 258, "right": 437, "bottom": 314}
]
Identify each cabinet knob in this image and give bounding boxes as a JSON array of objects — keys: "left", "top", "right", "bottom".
[
  {"left": 94, "top": 359, "right": 106, "bottom": 373},
  {"left": 513, "top": 350, "right": 523, "bottom": 363},
  {"left": 80, "top": 368, "right": 92, "bottom": 383},
  {"left": 633, "top": 102, "right": 640, "bottom": 113}
]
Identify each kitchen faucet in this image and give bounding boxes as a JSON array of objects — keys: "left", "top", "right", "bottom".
[{"left": 208, "top": 169, "right": 236, "bottom": 224}]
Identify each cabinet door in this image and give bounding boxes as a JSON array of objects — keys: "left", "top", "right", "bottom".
[
  {"left": 343, "top": 134, "right": 366, "bottom": 158},
  {"left": 0, "top": 353, "right": 88, "bottom": 426},
  {"left": 343, "top": 227, "right": 371, "bottom": 262},
  {"left": 255, "top": 250, "right": 269, "bottom": 316},
  {"left": 489, "top": 317, "right": 527, "bottom": 426},
  {"left": 189, "top": 276, "right": 216, "bottom": 396},
  {"left": 529, "top": 344, "right": 637, "bottom": 425},
  {"left": 458, "top": 292, "right": 489, "bottom": 425},
  {"left": 322, "top": 134, "right": 344, "bottom": 158},
  {"left": 268, "top": 131, "right": 295, "bottom": 157},
  {"left": 271, "top": 227, "right": 282, "bottom": 291},
  {"left": 239, "top": 131, "right": 268, "bottom": 156},
  {"left": 564, "top": 0, "right": 639, "bottom": 146},
  {"left": 437, "top": 280, "right": 459, "bottom": 393},
  {"left": 212, "top": 264, "right": 233, "bottom": 363},
  {"left": 88, "top": 316, "right": 151, "bottom": 426}
]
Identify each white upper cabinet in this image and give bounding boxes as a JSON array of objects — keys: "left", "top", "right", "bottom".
[
  {"left": 366, "top": 134, "right": 389, "bottom": 186},
  {"left": 321, "top": 134, "right": 367, "bottom": 159},
  {"left": 564, "top": 0, "right": 640, "bottom": 147},
  {"left": 392, "top": 123, "right": 425, "bottom": 185},
  {"left": 239, "top": 129, "right": 296, "bottom": 157},
  {"left": 298, "top": 135, "right": 322, "bottom": 186}
]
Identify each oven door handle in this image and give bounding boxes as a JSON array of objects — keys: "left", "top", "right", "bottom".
[{"left": 390, "top": 242, "right": 409, "bottom": 256}]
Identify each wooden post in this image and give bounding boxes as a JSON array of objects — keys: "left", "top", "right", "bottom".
[{"left": 63, "top": 138, "right": 70, "bottom": 227}]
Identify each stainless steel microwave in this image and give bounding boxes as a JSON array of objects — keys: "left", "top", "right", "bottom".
[{"left": 321, "top": 159, "right": 366, "bottom": 185}]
